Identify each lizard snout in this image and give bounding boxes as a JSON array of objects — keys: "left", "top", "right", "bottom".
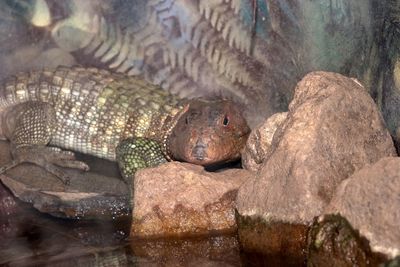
[{"left": 191, "top": 141, "right": 208, "bottom": 161}]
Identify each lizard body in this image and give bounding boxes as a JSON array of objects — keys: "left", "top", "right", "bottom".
[{"left": 0, "top": 66, "right": 250, "bottom": 182}]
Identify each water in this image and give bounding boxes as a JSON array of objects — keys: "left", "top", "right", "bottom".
[
  {"left": 1, "top": 181, "right": 248, "bottom": 266},
  {"left": 0, "top": 154, "right": 304, "bottom": 266}
]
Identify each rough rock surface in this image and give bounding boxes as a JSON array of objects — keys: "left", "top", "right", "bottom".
[
  {"left": 242, "top": 112, "right": 288, "bottom": 172},
  {"left": 130, "top": 162, "right": 251, "bottom": 238},
  {"left": 326, "top": 157, "right": 400, "bottom": 259},
  {"left": 236, "top": 71, "right": 396, "bottom": 254}
]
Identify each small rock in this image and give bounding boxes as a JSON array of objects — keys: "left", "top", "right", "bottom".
[
  {"left": 326, "top": 157, "right": 400, "bottom": 259},
  {"left": 382, "top": 256, "right": 400, "bottom": 267},
  {"left": 0, "top": 182, "right": 22, "bottom": 238},
  {"left": 242, "top": 112, "right": 288, "bottom": 172},
  {"left": 0, "top": 182, "right": 20, "bottom": 218},
  {"left": 236, "top": 71, "right": 396, "bottom": 254},
  {"left": 130, "top": 162, "right": 251, "bottom": 238}
]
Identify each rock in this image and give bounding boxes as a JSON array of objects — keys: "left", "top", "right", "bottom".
[
  {"left": 0, "top": 141, "right": 130, "bottom": 220},
  {"left": 325, "top": 157, "right": 400, "bottom": 259},
  {"left": 0, "top": 182, "right": 23, "bottom": 238},
  {"left": 236, "top": 71, "right": 396, "bottom": 254},
  {"left": 307, "top": 215, "right": 387, "bottom": 267},
  {"left": 382, "top": 256, "right": 400, "bottom": 267},
  {"left": 242, "top": 112, "right": 288, "bottom": 172},
  {"left": 130, "top": 162, "right": 251, "bottom": 238}
]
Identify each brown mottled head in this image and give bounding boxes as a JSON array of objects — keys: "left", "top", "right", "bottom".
[{"left": 167, "top": 100, "right": 250, "bottom": 166}]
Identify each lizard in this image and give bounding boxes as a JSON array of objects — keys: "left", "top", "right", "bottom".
[{"left": 0, "top": 66, "right": 250, "bottom": 184}]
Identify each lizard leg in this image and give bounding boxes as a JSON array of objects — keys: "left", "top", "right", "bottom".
[
  {"left": 1, "top": 102, "right": 89, "bottom": 184},
  {"left": 116, "top": 137, "right": 167, "bottom": 183}
]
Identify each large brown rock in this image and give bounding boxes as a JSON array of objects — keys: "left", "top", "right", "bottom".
[
  {"left": 131, "top": 162, "right": 251, "bottom": 238},
  {"left": 325, "top": 157, "right": 400, "bottom": 259},
  {"left": 242, "top": 112, "right": 288, "bottom": 172},
  {"left": 236, "top": 71, "right": 396, "bottom": 254}
]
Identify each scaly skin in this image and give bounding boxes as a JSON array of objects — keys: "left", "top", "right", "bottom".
[{"left": 0, "top": 66, "right": 250, "bottom": 183}]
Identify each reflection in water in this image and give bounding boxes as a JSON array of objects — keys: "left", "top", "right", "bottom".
[
  {"left": 0, "top": 181, "right": 132, "bottom": 266},
  {"left": 131, "top": 235, "right": 241, "bottom": 266}
]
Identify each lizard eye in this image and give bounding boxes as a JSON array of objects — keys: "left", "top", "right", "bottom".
[{"left": 222, "top": 115, "right": 229, "bottom": 126}]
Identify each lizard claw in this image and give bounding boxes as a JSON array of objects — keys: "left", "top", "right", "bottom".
[
  {"left": 8, "top": 146, "right": 90, "bottom": 185},
  {"left": 46, "top": 146, "right": 90, "bottom": 171},
  {"left": 42, "top": 162, "right": 72, "bottom": 185}
]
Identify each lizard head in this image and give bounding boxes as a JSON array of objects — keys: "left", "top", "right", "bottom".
[{"left": 167, "top": 100, "right": 250, "bottom": 166}]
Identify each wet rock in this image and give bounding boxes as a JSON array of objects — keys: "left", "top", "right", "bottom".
[
  {"left": 242, "top": 112, "right": 288, "bottom": 172},
  {"left": 236, "top": 72, "right": 396, "bottom": 254},
  {"left": 130, "top": 162, "right": 251, "bottom": 238},
  {"left": 307, "top": 215, "right": 387, "bottom": 267},
  {"left": 0, "top": 182, "right": 20, "bottom": 218},
  {"left": 326, "top": 157, "right": 400, "bottom": 259},
  {"left": 382, "top": 256, "right": 400, "bottom": 267},
  {"left": 0, "top": 141, "right": 130, "bottom": 220},
  {"left": 0, "top": 182, "right": 23, "bottom": 238}
]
